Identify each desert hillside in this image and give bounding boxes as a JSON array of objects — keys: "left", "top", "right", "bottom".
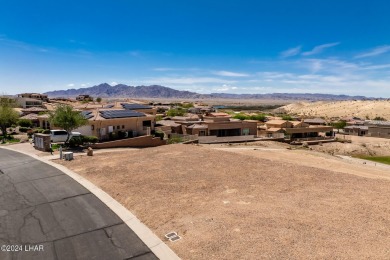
[{"left": 280, "top": 100, "right": 390, "bottom": 119}]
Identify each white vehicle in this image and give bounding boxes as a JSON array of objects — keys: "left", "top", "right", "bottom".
[{"left": 50, "top": 130, "right": 81, "bottom": 143}]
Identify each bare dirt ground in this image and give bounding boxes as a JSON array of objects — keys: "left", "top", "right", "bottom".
[
  {"left": 280, "top": 100, "right": 390, "bottom": 119},
  {"left": 55, "top": 143, "right": 390, "bottom": 260},
  {"left": 311, "top": 134, "right": 390, "bottom": 156}
]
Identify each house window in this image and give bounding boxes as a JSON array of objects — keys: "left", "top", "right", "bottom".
[
  {"left": 91, "top": 125, "right": 94, "bottom": 130},
  {"left": 122, "top": 125, "right": 125, "bottom": 129},
  {"left": 243, "top": 128, "right": 250, "bottom": 135},
  {"left": 117, "top": 126, "right": 120, "bottom": 130},
  {"left": 142, "top": 120, "right": 151, "bottom": 127}
]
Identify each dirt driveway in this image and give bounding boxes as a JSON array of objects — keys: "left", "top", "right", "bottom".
[{"left": 56, "top": 144, "right": 390, "bottom": 260}]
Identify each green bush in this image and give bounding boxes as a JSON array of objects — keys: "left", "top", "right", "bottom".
[
  {"left": 18, "top": 119, "right": 33, "bottom": 128},
  {"left": 154, "top": 131, "right": 165, "bottom": 140},
  {"left": 117, "top": 131, "right": 127, "bottom": 139},
  {"left": 82, "top": 135, "right": 98, "bottom": 144},
  {"left": 43, "top": 129, "right": 51, "bottom": 134},
  {"left": 68, "top": 136, "right": 83, "bottom": 147},
  {"left": 249, "top": 114, "right": 266, "bottom": 121},
  {"left": 167, "top": 108, "right": 185, "bottom": 117},
  {"left": 33, "top": 128, "right": 45, "bottom": 134},
  {"left": 281, "top": 115, "right": 293, "bottom": 120},
  {"left": 232, "top": 114, "right": 248, "bottom": 120},
  {"left": 19, "top": 127, "right": 31, "bottom": 133},
  {"left": 168, "top": 136, "right": 183, "bottom": 144}
]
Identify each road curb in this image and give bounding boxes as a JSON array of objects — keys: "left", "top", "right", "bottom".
[{"left": 1, "top": 146, "right": 180, "bottom": 260}]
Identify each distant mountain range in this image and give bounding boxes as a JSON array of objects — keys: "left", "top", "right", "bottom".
[{"left": 44, "top": 83, "right": 371, "bottom": 101}]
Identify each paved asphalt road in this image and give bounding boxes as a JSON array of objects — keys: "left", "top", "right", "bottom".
[{"left": 0, "top": 148, "right": 158, "bottom": 260}]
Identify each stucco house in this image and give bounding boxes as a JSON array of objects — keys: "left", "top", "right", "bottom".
[{"left": 75, "top": 109, "right": 155, "bottom": 141}]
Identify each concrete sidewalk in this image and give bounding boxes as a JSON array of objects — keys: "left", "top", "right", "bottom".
[{"left": 0, "top": 147, "right": 179, "bottom": 260}]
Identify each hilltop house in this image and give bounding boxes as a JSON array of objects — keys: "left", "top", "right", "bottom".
[
  {"left": 75, "top": 109, "right": 155, "bottom": 141},
  {"left": 258, "top": 119, "right": 334, "bottom": 140},
  {"left": 18, "top": 93, "right": 48, "bottom": 102}
]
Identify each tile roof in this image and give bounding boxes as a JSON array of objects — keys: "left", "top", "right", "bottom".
[
  {"left": 19, "top": 114, "right": 39, "bottom": 120},
  {"left": 21, "top": 107, "right": 47, "bottom": 112},
  {"left": 366, "top": 120, "right": 390, "bottom": 126}
]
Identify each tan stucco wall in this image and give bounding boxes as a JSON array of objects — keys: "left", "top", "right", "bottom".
[
  {"left": 91, "top": 135, "right": 166, "bottom": 148},
  {"left": 368, "top": 126, "right": 390, "bottom": 138},
  {"left": 88, "top": 116, "right": 155, "bottom": 139},
  {"left": 205, "top": 121, "right": 257, "bottom": 136}
]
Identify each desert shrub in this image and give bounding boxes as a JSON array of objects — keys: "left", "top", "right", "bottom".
[
  {"left": 33, "top": 128, "right": 45, "bottom": 133},
  {"left": 82, "top": 135, "right": 98, "bottom": 144},
  {"left": 167, "top": 108, "right": 185, "bottom": 117},
  {"left": 68, "top": 136, "right": 83, "bottom": 147},
  {"left": 168, "top": 136, "right": 183, "bottom": 144},
  {"left": 108, "top": 132, "right": 117, "bottom": 140},
  {"left": 232, "top": 114, "right": 247, "bottom": 120},
  {"left": 281, "top": 115, "right": 293, "bottom": 120},
  {"left": 154, "top": 131, "right": 165, "bottom": 140},
  {"left": 117, "top": 131, "right": 127, "bottom": 139},
  {"left": 249, "top": 114, "right": 266, "bottom": 121},
  {"left": 18, "top": 119, "right": 33, "bottom": 128},
  {"left": 19, "top": 127, "right": 31, "bottom": 133}
]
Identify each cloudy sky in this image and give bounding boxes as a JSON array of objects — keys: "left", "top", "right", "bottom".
[{"left": 1, "top": 0, "right": 390, "bottom": 97}]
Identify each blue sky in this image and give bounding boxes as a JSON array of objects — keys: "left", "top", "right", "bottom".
[{"left": 1, "top": 0, "right": 390, "bottom": 97}]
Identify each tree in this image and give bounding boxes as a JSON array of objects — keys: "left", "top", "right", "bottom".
[
  {"left": 96, "top": 97, "right": 102, "bottom": 103},
  {"left": 49, "top": 105, "right": 88, "bottom": 143},
  {"left": 18, "top": 119, "right": 33, "bottom": 128},
  {"left": 332, "top": 120, "right": 347, "bottom": 133},
  {"left": 0, "top": 98, "right": 19, "bottom": 143},
  {"left": 167, "top": 108, "right": 185, "bottom": 117}
]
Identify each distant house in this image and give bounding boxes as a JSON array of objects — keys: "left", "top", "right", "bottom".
[
  {"left": 155, "top": 120, "right": 182, "bottom": 134},
  {"left": 157, "top": 113, "right": 257, "bottom": 138},
  {"left": 16, "top": 97, "right": 43, "bottom": 109},
  {"left": 120, "top": 103, "right": 157, "bottom": 115},
  {"left": 76, "top": 95, "right": 92, "bottom": 101},
  {"left": 21, "top": 107, "right": 47, "bottom": 115},
  {"left": 18, "top": 93, "right": 48, "bottom": 102},
  {"left": 303, "top": 118, "right": 327, "bottom": 125},
  {"left": 74, "top": 109, "right": 155, "bottom": 141},
  {"left": 19, "top": 113, "right": 40, "bottom": 127},
  {"left": 344, "top": 126, "right": 368, "bottom": 136},
  {"left": 291, "top": 121, "right": 310, "bottom": 128},
  {"left": 258, "top": 119, "right": 334, "bottom": 140},
  {"left": 265, "top": 120, "right": 293, "bottom": 129},
  {"left": 346, "top": 120, "right": 365, "bottom": 126},
  {"left": 188, "top": 116, "right": 257, "bottom": 137},
  {"left": 365, "top": 120, "right": 390, "bottom": 138}
]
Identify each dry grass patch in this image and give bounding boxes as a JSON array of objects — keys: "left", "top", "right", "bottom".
[{"left": 56, "top": 144, "right": 390, "bottom": 260}]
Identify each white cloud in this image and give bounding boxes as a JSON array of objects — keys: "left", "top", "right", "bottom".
[
  {"left": 141, "top": 77, "right": 236, "bottom": 85},
  {"left": 302, "top": 42, "right": 340, "bottom": 56},
  {"left": 280, "top": 46, "right": 302, "bottom": 58},
  {"left": 110, "top": 81, "right": 118, "bottom": 86},
  {"left": 355, "top": 45, "right": 390, "bottom": 58},
  {"left": 212, "top": 70, "right": 249, "bottom": 77},
  {"left": 67, "top": 83, "right": 75, "bottom": 87}
]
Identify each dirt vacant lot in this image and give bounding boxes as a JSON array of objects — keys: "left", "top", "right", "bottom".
[{"left": 56, "top": 144, "right": 390, "bottom": 260}]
